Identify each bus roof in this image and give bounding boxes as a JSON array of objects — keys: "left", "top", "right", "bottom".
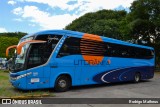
[{"left": 22, "top": 30, "right": 154, "bottom": 50}]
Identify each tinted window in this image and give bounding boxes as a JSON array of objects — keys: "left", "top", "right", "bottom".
[
  {"left": 57, "top": 37, "right": 106, "bottom": 58},
  {"left": 27, "top": 44, "right": 44, "bottom": 68},
  {"left": 105, "top": 42, "right": 154, "bottom": 59},
  {"left": 57, "top": 36, "right": 154, "bottom": 59},
  {"left": 80, "top": 38, "right": 106, "bottom": 56},
  {"left": 57, "top": 37, "right": 81, "bottom": 58},
  {"left": 27, "top": 34, "right": 62, "bottom": 69}
]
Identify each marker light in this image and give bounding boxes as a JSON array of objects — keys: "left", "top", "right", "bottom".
[{"left": 12, "top": 72, "right": 32, "bottom": 80}]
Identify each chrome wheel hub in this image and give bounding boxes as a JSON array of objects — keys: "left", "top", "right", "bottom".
[
  {"left": 135, "top": 74, "right": 139, "bottom": 82},
  {"left": 58, "top": 80, "right": 66, "bottom": 88}
]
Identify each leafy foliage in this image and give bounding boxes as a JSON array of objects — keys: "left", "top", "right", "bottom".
[
  {"left": 0, "top": 32, "right": 27, "bottom": 58},
  {"left": 65, "top": 0, "right": 160, "bottom": 65},
  {"left": 127, "top": 0, "right": 160, "bottom": 44},
  {"left": 127, "top": 0, "right": 160, "bottom": 65},
  {"left": 65, "top": 10, "right": 130, "bottom": 40}
]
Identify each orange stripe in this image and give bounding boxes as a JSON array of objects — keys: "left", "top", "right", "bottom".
[
  {"left": 81, "top": 39, "right": 104, "bottom": 43},
  {"left": 82, "top": 50, "right": 104, "bottom": 52},
  {"left": 81, "top": 43, "right": 104, "bottom": 47},
  {"left": 80, "top": 48, "right": 105, "bottom": 51},
  {"left": 81, "top": 33, "right": 104, "bottom": 65},
  {"left": 17, "top": 40, "right": 46, "bottom": 55},
  {"left": 82, "top": 51, "right": 104, "bottom": 53},
  {"left": 82, "top": 34, "right": 103, "bottom": 41},
  {"left": 82, "top": 53, "right": 104, "bottom": 56},
  {"left": 81, "top": 48, "right": 105, "bottom": 52},
  {"left": 80, "top": 45, "right": 105, "bottom": 48},
  {"left": 82, "top": 55, "right": 104, "bottom": 65}
]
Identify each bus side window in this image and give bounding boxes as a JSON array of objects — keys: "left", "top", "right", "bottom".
[
  {"left": 57, "top": 37, "right": 81, "bottom": 58},
  {"left": 104, "top": 42, "right": 154, "bottom": 59}
]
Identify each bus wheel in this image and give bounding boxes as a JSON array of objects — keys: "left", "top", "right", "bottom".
[
  {"left": 54, "top": 75, "right": 71, "bottom": 92},
  {"left": 134, "top": 72, "right": 141, "bottom": 83}
]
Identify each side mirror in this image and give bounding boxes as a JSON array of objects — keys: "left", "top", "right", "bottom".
[
  {"left": 6, "top": 45, "right": 17, "bottom": 57},
  {"left": 17, "top": 40, "right": 46, "bottom": 55}
]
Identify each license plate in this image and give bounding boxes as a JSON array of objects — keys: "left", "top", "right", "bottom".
[{"left": 31, "top": 78, "right": 39, "bottom": 83}]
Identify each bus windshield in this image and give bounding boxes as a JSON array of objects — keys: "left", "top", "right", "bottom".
[
  {"left": 10, "top": 34, "right": 63, "bottom": 72},
  {"left": 11, "top": 44, "right": 29, "bottom": 71},
  {"left": 9, "top": 36, "right": 34, "bottom": 72}
]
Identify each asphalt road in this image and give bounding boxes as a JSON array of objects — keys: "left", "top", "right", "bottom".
[{"left": 1, "top": 72, "right": 160, "bottom": 107}]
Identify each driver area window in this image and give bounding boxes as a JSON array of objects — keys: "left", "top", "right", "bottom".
[{"left": 27, "top": 34, "right": 62, "bottom": 69}]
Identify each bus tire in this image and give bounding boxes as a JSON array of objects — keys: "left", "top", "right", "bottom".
[
  {"left": 134, "top": 72, "right": 141, "bottom": 83},
  {"left": 54, "top": 75, "right": 71, "bottom": 92}
]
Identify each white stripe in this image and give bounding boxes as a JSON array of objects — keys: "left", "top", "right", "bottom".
[{"left": 101, "top": 67, "right": 131, "bottom": 83}]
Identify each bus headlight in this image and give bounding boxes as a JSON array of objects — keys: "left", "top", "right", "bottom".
[{"left": 12, "top": 72, "right": 32, "bottom": 80}]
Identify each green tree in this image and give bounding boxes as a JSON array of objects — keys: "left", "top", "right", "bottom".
[
  {"left": 0, "top": 32, "right": 27, "bottom": 39},
  {"left": 65, "top": 10, "right": 130, "bottom": 40},
  {"left": 128, "top": 0, "right": 160, "bottom": 44},
  {"left": 0, "top": 32, "right": 27, "bottom": 58},
  {"left": 0, "top": 37, "right": 18, "bottom": 57},
  {"left": 127, "top": 0, "right": 160, "bottom": 65}
]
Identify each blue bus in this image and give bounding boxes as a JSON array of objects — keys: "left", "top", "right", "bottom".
[{"left": 6, "top": 30, "right": 155, "bottom": 92}]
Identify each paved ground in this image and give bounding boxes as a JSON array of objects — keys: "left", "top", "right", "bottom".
[
  {"left": 55, "top": 72, "right": 160, "bottom": 98},
  {"left": 1, "top": 72, "right": 160, "bottom": 107}
]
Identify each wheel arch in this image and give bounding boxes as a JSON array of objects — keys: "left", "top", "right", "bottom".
[
  {"left": 134, "top": 71, "right": 141, "bottom": 83},
  {"left": 55, "top": 73, "right": 72, "bottom": 86},
  {"left": 135, "top": 71, "right": 141, "bottom": 78},
  {"left": 53, "top": 73, "right": 72, "bottom": 92},
  {"left": 57, "top": 74, "right": 72, "bottom": 81}
]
